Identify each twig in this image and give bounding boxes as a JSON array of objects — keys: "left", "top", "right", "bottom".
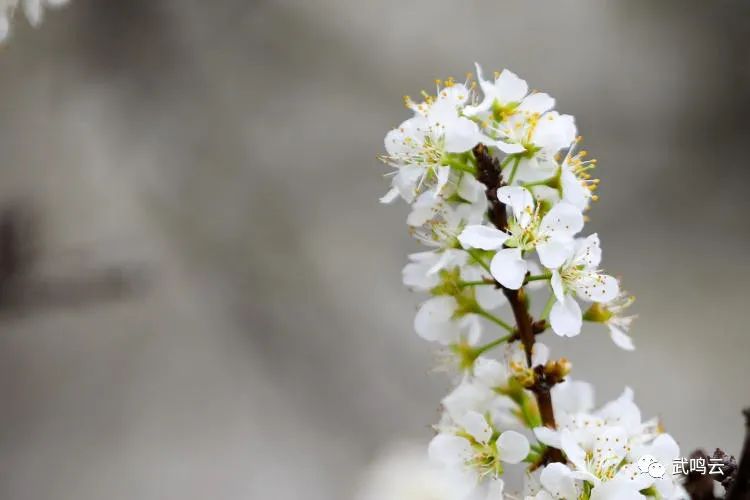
[
  {"left": 727, "top": 408, "right": 750, "bottom": 500},
  {"left": 473, "top": 144, "right": 563, "bottom": 464}
]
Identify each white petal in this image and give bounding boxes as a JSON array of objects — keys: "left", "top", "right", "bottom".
[
  {"left": 533, "top": 112, "right": 577, "bottom": 153},
  {"left": 402, "top": 252, "right": 441, "bottom": 291},
  {"left": 475, "top": 283, "right": 506, "bottom": 310},
  {"left": 458, "top": 225, "right": 509, "bottom": 250},
  {"left": 435, "top": 164, "right": 452, "bottom": 194},
  {"left": 458, "top": 173, "right": 484, "bottom": 203},
  {"left": 596, "top": 388, "right": 642, "bottom": 433},
  {"left": 497, "top": 186, "right": 534, "bottom": 228},
  {"left": 609, "top": 325, "right": 635, "bottom": 351},
  {"left": 540, "top": 463, "right": 579, "bottom": 500},
  {"left": 561, "top": 168, "right": 591, "bottom": 210},
  {"left": 551, "top": 270, "right": 565, "bottom": 302},
  {"left": 498, "top": 430, "right": 530, "bottom": 464},
  {"left": 540, "top": 202, "right": 584, "bottom": 239},
  {"left": 414, "top": 296, "right": 460, "bottom": 344},
  {"left": 428, "top": 434, "right": 472, "bottom": 466},
  {"left": 379, "top": 187, "right": 400, "bottom": 204},
  {"left": 560, "top": 430, "right": 588, "bottom": 474},
  {"left": 572, "top": 234, "right": 602, "bottom": 269},
  {"left": 537, "top": 239, "right": 573, "bottom": 269},
  {"left": 490, "top": 139, "right": 526, "bottom": 154},
  {"left": 575, "top": 273, "right": 619, "bottom": 303},
  {"left": 550, "top": 296, "right": 582, "bottom": 337},
  {"left": 460, "top": 315, "right": 483, "bottom": 346},
  {"left": 589, "top": 479, "right": 645, "bottom": 500},
  {"left": 519, "top": 92, "right": 555, "bottom": 114},
  {"left": 532, "top": 343, "right": 550, "bottom": 366},
  {"left": 427, "top": 248, "right": 466, "bottom": 275},
  {"left": 650, "top": 433, "right": 680, "bottom": 465},
  {"left": 444, "top": 117, "right": 482, "bottom": 153},
  {"left": 490, "top": 248, "right": 527, "bottom": 290},
  {"left": 495, "top": 69, "right": 529, "bottom": 103},
  {"left": 384, "top": 118, "right": 420, "bottom": 157},
  {"left": 443, "top": 381, "right": 492, "bottom": 420},
  {"left": 459, "top": 410, "right": 492, "bottom": 444},
  {"left": 552, "top": 380, "right": 595, "bottom": 414},
  {"left": 533, "top": 427, "right": 561, "bottom": 448},
  {"left": 473, "top": 357, "right": 508, "bottom": 388},
  {"left": 485, "top": 478, "right": 505, "bottom": 500}
]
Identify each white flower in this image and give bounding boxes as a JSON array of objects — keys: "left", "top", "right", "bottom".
[
  {"left": 632, "top": 434, "right": 688, "bottom": 499},
  {"left": 381, "top": 83, "right": 485, "bottom": 203},
  {"left": 525, "top": 462, "right": 581, "bottom": 500},
  {"left": 549, "top": 234, "right": 619, "bottom": 337},
  {"left": 0, "top": 0, "right": 68, "bottom": 41},
  {"left": 429, "top": 410, "right": 530, "bottom": 491},
  {"left": 414, "top": 295, "right": 482, "bottom": 345},
  {"left": 458, "top": 188, "right": 584, "bottom": 289},
  {"left": 559, "top": 143, "right": 598, "bottom": 211},
  {"left": 597, "top": 291, "right": 637, "bottom": 351}
]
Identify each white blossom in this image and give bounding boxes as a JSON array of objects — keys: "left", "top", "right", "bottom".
[
  {"left": 458, "top": 187, "right": 584, "bottom": 289},
  {"left": 549, "top": 234, "right": 619, "bottom": 337},
  {"left": 381, "top": 83, "right": 486, "bottom": 203},
  {"left": 429, "top": 410, "right": 529, "bottom": 496}
]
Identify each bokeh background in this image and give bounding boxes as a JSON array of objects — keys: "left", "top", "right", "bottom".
[{"left": 0, "top": 1, "right": 748, "bottom": 498}]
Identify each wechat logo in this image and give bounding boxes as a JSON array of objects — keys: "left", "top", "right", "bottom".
[{"left": 637, "top": 454, "right": 666, "bottom": 479}]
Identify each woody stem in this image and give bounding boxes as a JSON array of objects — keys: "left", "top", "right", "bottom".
[{"left": 473, "top": 143, "right": 563, "bottom": 463}]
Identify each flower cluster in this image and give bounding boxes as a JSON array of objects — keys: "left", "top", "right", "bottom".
[
  {"left": 378, "top": 64, "right": 684, "bottom": 499},
  {"left": 0, "top": 0, "right": 68, "bottom": 42}
]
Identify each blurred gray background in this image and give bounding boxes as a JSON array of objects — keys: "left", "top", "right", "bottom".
[{"left": 0, "top": 1, "right": 748, "bottom": 498}]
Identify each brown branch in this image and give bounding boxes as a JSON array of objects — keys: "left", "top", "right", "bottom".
[
  {"left": 472, "top": 144, "right": 563, "bottom": 464},
  {"left": 727, "top": 408, "right": 750, "bottom": 500}
]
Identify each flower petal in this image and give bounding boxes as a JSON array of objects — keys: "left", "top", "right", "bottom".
[
  {"left": 534, "top": 427, "right": 561, "bottom": 448},
  {"left": 458, "top": 225, "right": 509, "bottom": 250},
  {"left": 540, "top": 202, "right": 584, "bottom": 239},
  {"left": 609, "top": 325, "right": 635, "bottom": 351},
  {"left": 551, "top": 270, "right": 565, "bottom": 302},
  {"left": 540, "top": 462, "right": 579, "bottom": 500},
  {"left": 458, "top": 173, "right": 484, "bottom": 203},
  {"left": 575, "top": 273, "right": 619, "bottom": 303},
  {"left": 444, "top": 117, "right": 481, "bottom": 153},
  {"left": 572, "top": 234, "right": 602, "bottom": 269},
  {"left": 495, "top": 69, "right": 529, "bottom": 103},
  {"left": 550, "top": 295, "right": 583, "bottom": 337},
  {"left": 498, "top": 430, "right": 530, "bottom": 464},
  {"left": 414, "top": 296, "right": 460, "bottom": 344},
  {"left": 490, "top": 248, "right": 527, "bottom": 289},
  {"left": 458, "top": 410, "right": 492, "bottom": 444},
  {"left": 532, "top": 342, "right": 550, "bottom": 366},
  {"left": 537, "top": 239, "right": 574, "bottom": 269},
  {"left": 491, "top": 139, "right": 526, "bottom": 154},
  {"left": 519, "top": 92, "right": 555, "bottom": 114},
  {"left": 497, "top": 186, "right": 534, "bottom": 228},
  {"left": 379, "top": 187, "right": 400, "bottom": 204},
  {"left": 428, "top": 434, "right": 472, "bottom": 466}
]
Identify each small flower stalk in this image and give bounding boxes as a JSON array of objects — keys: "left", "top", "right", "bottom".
[{"left": 378, "top": 64, "right": 689, "bottom": 498}]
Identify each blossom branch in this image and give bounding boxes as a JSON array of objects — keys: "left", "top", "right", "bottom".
[{"left": 472, "top": 143, "right": 564, "bottom": 464}]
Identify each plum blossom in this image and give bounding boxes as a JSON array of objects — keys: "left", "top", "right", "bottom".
[
  {"left": 429, "top": 410, "right": 529, "bottom": 494},
  {"left": 381, "top": 82, "right": 487, "bottom": 203},
  {"left": 584, "top": 291, "right": 637, "bottom": 351},
  {"left": 549, "top": 234, "right": 619, "bottom": 337},
  {"left": 458, "top": 187, "right": 584, "bottom": 289}
]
